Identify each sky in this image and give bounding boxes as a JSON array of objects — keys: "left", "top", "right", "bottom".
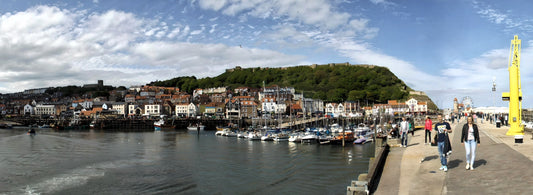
[{"left": 0, "top": 0, "right": 531, "bottom": 109}]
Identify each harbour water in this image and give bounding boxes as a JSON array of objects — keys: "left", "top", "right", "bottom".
[{"left": 0, "top": 128, "right": 374, "bottom": 194}]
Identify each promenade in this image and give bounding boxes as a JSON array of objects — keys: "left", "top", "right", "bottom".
[{"left": 374, "top": 119, "right": 533, "bottom": 194}]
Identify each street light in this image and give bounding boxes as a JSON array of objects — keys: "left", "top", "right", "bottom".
[{"left": 492, "top": 77, "right": 496, "bottom": 125}]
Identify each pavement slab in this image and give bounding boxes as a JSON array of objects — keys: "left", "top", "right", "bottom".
[{"left": 373, "top": 119, "right": 533, "bottom": 195}]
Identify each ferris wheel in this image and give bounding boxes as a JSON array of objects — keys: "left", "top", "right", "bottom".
[{"left": 462, "top": 96, "right": 473, "bottom": 108}]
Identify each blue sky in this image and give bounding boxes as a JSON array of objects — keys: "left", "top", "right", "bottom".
[{"left": 0, "top": 0, "right": 531, "bottom": 109}]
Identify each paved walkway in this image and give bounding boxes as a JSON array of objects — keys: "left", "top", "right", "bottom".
[{"left": 374, "top": 119, "right": 533, "bottom": 194}]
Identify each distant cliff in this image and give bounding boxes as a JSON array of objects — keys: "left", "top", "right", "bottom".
[{"left": 151, "top": 63, "right": 424, "bottom": 104}]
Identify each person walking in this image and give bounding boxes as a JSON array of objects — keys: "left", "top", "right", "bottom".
[
  {"left": 461, "top": 115, "right": 480, "bottom": 170},
  {"left": 424, "top": 116, "right": 432, "bottom": 145},
  {"left": 409, "top": 118, "right": 415, "bottom": 136},
  {"left": 433, "top": 114, "right": 452, "bottom": 172},
  {"left": 400, "top": 117, "right": 409, "bottom": 147}
]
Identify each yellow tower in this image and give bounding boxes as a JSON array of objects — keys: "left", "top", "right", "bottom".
[{"left": 502, "top": 35, "right": 524, "bottom": 136}]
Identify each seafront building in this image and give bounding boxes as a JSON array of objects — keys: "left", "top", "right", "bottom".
[{"left": 0, "top": 80, "right": 432, "bottom": 120}]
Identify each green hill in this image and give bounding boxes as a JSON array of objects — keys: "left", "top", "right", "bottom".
[{"left": 151, "top": 64, "right": 421, "bottom": 104}]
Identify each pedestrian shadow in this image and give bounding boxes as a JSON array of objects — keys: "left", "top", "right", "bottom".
[
  {"left": 473, "top": 159, "right": 488, "bottom": 168},
  {"left": 421, "top": 155, "right": 438, "bottom": 163},
  {"left": 447, "top": 159, "right": 463, "bottom": 169},
  {"left": 408, "top": 143, "right": 420, "bottom": 147}
]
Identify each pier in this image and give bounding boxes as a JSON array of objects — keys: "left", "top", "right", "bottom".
[{"left": 357, "top": 120, "right": 533, "bottom": 194}]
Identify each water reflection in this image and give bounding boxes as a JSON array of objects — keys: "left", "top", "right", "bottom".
[{"left": 0, "top": 129, "right": 374, "bottom": 194}]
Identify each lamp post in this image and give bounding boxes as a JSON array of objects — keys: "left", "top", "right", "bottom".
[{"left": 492, "top": 77, "right": 496, "bottom": 125}]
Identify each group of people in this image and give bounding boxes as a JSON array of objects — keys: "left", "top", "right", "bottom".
[
  {"left": 429, "top": 114, "right": 481, "bottom": 172},
  {"left": 388, "top": 114, "right": 481, "bottom": 172}
]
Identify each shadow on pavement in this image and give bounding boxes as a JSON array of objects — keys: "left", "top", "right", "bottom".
[
  {"left": 473, "top": 159, "right": 487, "bottom": 168},
  {"left": 447, "top": 159, "right": 463, "bottom": 169},
  {"left": 421, "top": 155, "right": 438, "bottom": 163}
]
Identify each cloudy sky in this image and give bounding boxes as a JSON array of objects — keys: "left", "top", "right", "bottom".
[{"left": 0, "top": 0, "right": 531, "bottom": 109}]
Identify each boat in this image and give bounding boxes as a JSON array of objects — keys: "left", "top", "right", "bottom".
[
  {"left": 273, "top": 133, "right": 290, "bottom": 141},
  {"left": 38, "top": 124, "right": 51, "bottom": 128},
  {"left": 237, "top": 132, "right": 247, "bottom": 138},
  {"left": 288, "top": 133, "right": 302, "bottom": 142},
  {"left": 318, "top": 133, "right": 334, "bottom": 144},
  {"left": 353, "top": 123, "right": 374, "bottom": 143},
  {"left": 27, "top": 128, "right": 36, "bottom": 136},
  {"left": 353, "top": 136, "right": 367, "bottom": 144},
  {"left": 247, "top": 132, "right": 262, "bottom": 140},
  {"left": 89, "top": 120, "right": 96, "bottom": 128},
  {"left": 329, "top": 123, "right": 343, "bottom": 133},
  {"left": 0, "top": 123, "right": 13, "bottom": 129},
  {"left": 154, "top": 115, "right": 176, "bottom": 131},
  {"left": 301, "top": 132, "right": 318, "bottom": 143},
  {"left": 261, "top": 135, "right": 274, "bottom": 141},
  {"left": 187, "top": 124, "right": 205, "bottom": 131},
  {"left": 154, "top": 119, "right": 164, "bottom": 131},
  {"left": 261, "top": 129, "right": 279, "bottom": 141},
  {"left": 329, "top": 131, "right": 355, "bottom": 145},
  {"left": 225, "top": 131, "right": 237, "bottom": 137}
]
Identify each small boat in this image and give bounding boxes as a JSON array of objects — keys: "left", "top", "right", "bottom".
[
  {"left": 154, "top": 119, "right": 164, "bottom": 131},
  {"left": 261, "top": 135, "right": 274, "bottom": 141},
  {"left": 274, "top": 133, "right": 290, "bottom": 141},
  {"left": 301, "top": 132, "right": 318, "bottom": 143},
  {"left": 225, "top": 131, "right": 237, "bottom": 137},
  {"left": 329, "top": 131, "right": 355, "bottom": 145},
  {"left": 187, "top": 124, "right": 205, "bottom": 131},
  {"left": 247, "top": 132, "right": 262, "bottom": 140},
  {"left": 288, "top": 133, "right": 302, "bottom": 142},
  {"left": 38, "top": 124, "right": 51, "bottom": 128},
  {"left": 353, "top": 136, "right": 367, "bottom": 144},
  {"left": 89, "top": 120, "right": 96, "bottom": 128},
  {"left": 237, "top": 132, "right": 247, "bottom": 138},
  {"left": 27, "top": 128, "right": 36, "bottom": 136}
]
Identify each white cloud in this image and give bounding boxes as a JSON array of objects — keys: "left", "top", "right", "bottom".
[
  {"left": 197, "top": 0, "right": 351, "bottom": 30},
  {"left": 198, "top": 0, "right": 228, "bottom": 11},
  {"left": 130, "top": 41, "right": 304, "bottom": 77},
  {"left": 178, "top": 25, "right": 190, "bottom": 39},
  {"left": 209, "top": 24, "right": 217, "bottom": 33},
  {"left": 0, "top": 5, "right": 306, "bottom": 93},
  {"left": 369, "top": 0, "right": 396, "bottom": 7},
  {"left": 424, "top": 37, "right": 533, "bottom": 108},
  {"left": 472, "top": 1, "right": 533, "bottom": 33},
  {"left": 476, "top": 7, "right": 508, "bottom": 24},
  {"left": 167, "top": 27, "right": 181, "bottom": 38},
  {"left": 190, "top": 26, "right": 205, "bottom": 35},
  {"left": 263, "top": 25, "right": 315, "bottom": 48}
]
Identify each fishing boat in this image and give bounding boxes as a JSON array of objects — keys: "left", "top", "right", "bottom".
[
  {"left": 329, "top": 131, "right": 355, "bottom": 145},
  {"left": 187, "top": 124, "right": 205, "bottom": 131},
  {"left": 154, "top": 119, "right": 165, "bottom": 131}
]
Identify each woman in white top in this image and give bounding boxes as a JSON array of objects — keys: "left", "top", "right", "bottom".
[{"left": 461, "top": 115, "right": 480, "bottom": 170}]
